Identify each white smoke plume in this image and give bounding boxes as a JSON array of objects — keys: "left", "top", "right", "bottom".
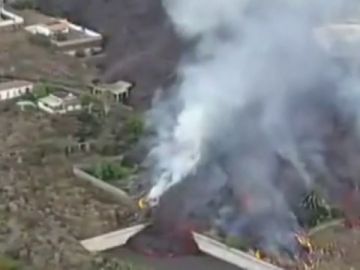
[{"left": 145, "top": 0, "right": 360, "bottom": 255}]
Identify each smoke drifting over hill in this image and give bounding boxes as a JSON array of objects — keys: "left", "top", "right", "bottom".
[{"left": 143, "top": 0, "right": 360, "bottom": 256}]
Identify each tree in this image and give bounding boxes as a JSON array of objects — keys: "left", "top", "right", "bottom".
[
  {"left": 0, "top": 256, "right": 21, "bottom": 270},
  {"left": 301, "top": 190, "right": 343, "bottom": 227},
  {"left": 28, "top": 33, "right": 52, "bottom": 48},
  {"left": 75, "top": 111, "right": 101, "bottom": 139},
  {"left": 80, "top": 94, "right": 101, "bottom": 114},
  {"left": 124, "top": 115, "right": 144, "bottom": 143},
  {"left": 11, "top": 0, "right": 37, "bottom": 10},
  {"left": 32, "top": 83, "right": 52, "bottom": 99},
  {"left": 89, "top": 162, "right": 135, "bottom": 182},
  {"left": 100, "top": 90, "right": 114, "bottom": 116}
]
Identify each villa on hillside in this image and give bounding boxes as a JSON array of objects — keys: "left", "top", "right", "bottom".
[
  {"left": 25, "top": 17, "right": 103, "bottom": 56},
  {"left": 90, "top": 81, "right": 133, "bottom": 104},
  {"left": 38, "top": 90, "right": 82, "bottom": 114},
  {"left": 0, "top": 80, "right": 33, "bottom": 101}
]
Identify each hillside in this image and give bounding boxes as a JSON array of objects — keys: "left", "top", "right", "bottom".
[{"left": 37, "top": 0, "right": 183, "bottom": 109}]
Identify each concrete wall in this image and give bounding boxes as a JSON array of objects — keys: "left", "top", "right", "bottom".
[
  {"left": 73, "top": 165, "right": 136, "bottom": 209},
  {"left": 0, "top": 8, "right": 24, "bottom": 31},
  {"left": 68, "top": 22, "right": 101, "bottom": 38},
  {"left": 80, "top": 224, "right": 148, "bottom": 252},
  {"left": 26, "top": 20, "right": 103, "bottom": 53},
  {"left": 53, "top": 37, "right": 103, "bottom": 52},
  {"left": 193, "top": 233, "right": 284, "bottom": 270},
  {"left": 0, "top": 84, "right": 33, "bottom": 101}
]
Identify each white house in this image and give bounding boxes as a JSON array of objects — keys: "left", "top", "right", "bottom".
[
  {"left": 91, "top": 81, "right": 133, "bottom": 104},
  {"left": 38, "top": 91, "right": 82, "bottom": 114},
  {"left": 0, "top": 80, "right": 33, "bottom": 101},
  {"left": 25, "top": 18, "right": 103, "bottom": 56}
]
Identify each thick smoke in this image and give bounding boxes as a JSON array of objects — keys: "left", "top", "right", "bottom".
[{"left": 146, "top": 0, "right": 360, "bottom": 256}]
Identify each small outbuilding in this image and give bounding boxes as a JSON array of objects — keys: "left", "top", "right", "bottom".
[{"left": 90, "top": 81, "right": 133, "bottom": 104}]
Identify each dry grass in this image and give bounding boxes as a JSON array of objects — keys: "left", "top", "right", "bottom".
[{"left": 311, "top": 223, "right": 360, "bottom": 270}]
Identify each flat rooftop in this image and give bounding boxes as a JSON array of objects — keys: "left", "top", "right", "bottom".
[
  {"left": 0, "top": 80, "right": 33, "bottom": 91},
  {"left": 94, "top": 81, "right": 133, "bottom": 94}
]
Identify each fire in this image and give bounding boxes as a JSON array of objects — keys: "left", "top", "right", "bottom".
[
  {"left": 295, "top": 234, "right": 313, "bottom": 254},
  {"left": 255, "top": 249, "right": 266, "bottom": 260},
  {"left": 138, "top": 197, "right": 148, "bottom": 210}
]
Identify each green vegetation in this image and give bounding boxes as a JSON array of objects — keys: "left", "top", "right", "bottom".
[
  {"left": 32, "top": 83, "right": 53, "bottom": 99},
  {"left": 302, "top": 190, "right": 344, "bottom": 228},
  {"left": 11, "top": 0, "right": 37, "bottom": 10},
  {"left": 76, "top": 111, "right": 101, "bottom": 139},
  {"left": 28, "top": 34, "right": 52, "bottom": 48},
  {"left": 87, "top": 162, "right": 136, "bottom": 183},
  {"left": 225, "top": 236, "right": 251, "bottom": 251},
  {"left": 0, "top": 256, "right": 21, "bottom": 270},
  {"left": 124, "top": 115, "right": 144, "bottom": 143}
]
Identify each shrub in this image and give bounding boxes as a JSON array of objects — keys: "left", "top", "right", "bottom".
[
  {"left": 302, "top": 190, "right": 344, "bottom": 227},
  {"left": 124, "top": 115, "right": 144, "bottom": 143},
  {"left": 75, "top": 50, "right": 86, "bottom": 58},
  {"left": 28, "top": 34, "right": 51, "bottom": 48},
  {"left": 225, "top": 236, "right": 251, "bottom": 251},
  {"left": 0, "top": 256, "right": 21, "bottom": 270},
  {"left": 11, "top": 0, "right": 36, "bottom": 10},
  {"left": 32, "top": 83, "right": 53, "bottom": 99},
  {"left": 87, "top": 162, "right": 135, "bottom": 183}
]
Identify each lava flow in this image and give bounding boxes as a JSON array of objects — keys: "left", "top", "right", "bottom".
[
  {"left": 127, "top": 197, "right": 200, "bottom": 257},
  {"left": 127, "top": 223, "right": 200, "bottom": 257}
]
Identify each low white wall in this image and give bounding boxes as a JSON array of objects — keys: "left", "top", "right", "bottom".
[
  {"left": 193, "top": 233, "right": 284, "bottom": 270},
  {"left": 80, "top": 224, "right": 148, "bottom": 252},
  {"left": 37, "top": 102, "right": 56, "bottom": 114},
  {"left": 68, "top": 22, "right": 102, "bottom": 38},
  {"left": 0, "top": 9, "right": 24, "bottom": 27},
  {"left": 73, "top": 165, "right": 136, "bottom": 209}
]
